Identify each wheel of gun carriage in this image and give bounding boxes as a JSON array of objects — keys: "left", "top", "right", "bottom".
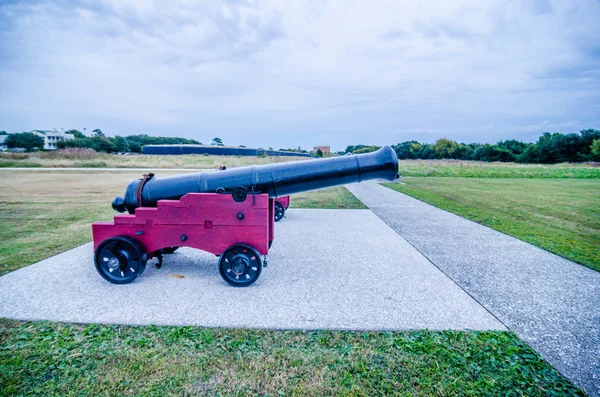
[
  {"left": 219, "top": 245, "right": 263, "bottom": 287},
  {"left": 94, "top": 236, "right": 147, "bottom": 284},
  {"left": 274, "top": 201, "right": 285, "bottom": 222}
]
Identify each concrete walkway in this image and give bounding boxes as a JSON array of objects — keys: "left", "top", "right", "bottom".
[
  {"left": 347, "top": 182, "right": 600, "bottom": 396},
  {"left": 0, "top": 209, "right": 503, "bottom": 331}
]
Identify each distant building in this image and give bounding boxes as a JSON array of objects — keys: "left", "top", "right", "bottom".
[
  {"left": 0, "top": 135, "right": 7, "bottom": 151},
  {"left": 31, "top": 129, "right": 74, "bottom": 150},
  {"left": 313, "top": 145, "right": 330, "bottom": 154}
]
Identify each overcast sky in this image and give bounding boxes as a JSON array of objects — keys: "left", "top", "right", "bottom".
[{"left": 1, "top": 0, "right": 599, "bottom": 150}]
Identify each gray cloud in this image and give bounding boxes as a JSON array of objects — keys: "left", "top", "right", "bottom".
[{"left": 0, "top": 0, "right": 599, "bottom": 150}]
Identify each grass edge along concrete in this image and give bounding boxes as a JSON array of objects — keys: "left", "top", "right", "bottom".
[
  {"left": 0, "top": 319, "right": 584, "bottom": 396},
  {"left": 383, "top": 177, "right": 600, "bottom": 272}
]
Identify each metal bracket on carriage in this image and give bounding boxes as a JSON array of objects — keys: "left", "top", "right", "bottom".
[
  {"left": 249, "top": 186, "right": 258, "bottom": 204},
  {"left": 215, "top": 185, "right": 253, "bottom": 203},
  {"left": 136, "top": 172, "right": 155, "bottom": 210},
  {"left": 149, "top": 253, "right": 163, "bottom": 269}
]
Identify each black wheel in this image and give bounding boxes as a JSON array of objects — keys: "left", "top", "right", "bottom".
[
  {"left": 95, "top": 236, "right": 146, "bottom": 284},
  {"left": 162, "top": 247, "right": 179, "bottom": 254},
  {"left": 274, "top": 201, "right": 285, "bottom": 222},
  {"left": 219, "top": 245, "right": 262, "bottom": 287}
]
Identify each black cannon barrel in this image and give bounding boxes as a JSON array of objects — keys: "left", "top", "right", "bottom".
[{"left": 112, "top": 146, "right": 399, "bottom": 213}]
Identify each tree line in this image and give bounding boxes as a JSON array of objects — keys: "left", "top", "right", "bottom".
[
  {"left": 3, "top": 128, "right": 600, "bottom": 163},
  {"left": 0, "top": 129, "right": 203, "bottom": 153},
  {"left": 57, "top": 130, "right": 202, "bottom": 153},
  {"left": 345, "top": 129, "right": 600, "bottom": 163}
]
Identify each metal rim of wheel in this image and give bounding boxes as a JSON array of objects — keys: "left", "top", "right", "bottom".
[
  {"left": 274, "top": 202, "right": 285, "bottom": 222},
  {"left": 94, "top": 236, "right": 146, "bottom": 284},
  {"left": 219, "top": 245, "right": 262, "bottom": 287}
]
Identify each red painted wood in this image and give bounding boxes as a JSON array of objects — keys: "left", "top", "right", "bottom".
[
  {"left": 276, "top": 196, "right": 290, "bottom": 209},
  {"left": 268, "top": 198, "right": 275, "bottom": 244},
  {"left": 92, "top": 193, "right": 271, "bottom": 256}
]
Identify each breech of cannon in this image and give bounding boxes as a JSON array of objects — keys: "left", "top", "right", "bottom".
[{"left": 112, "top": 146, "right": 399, "bottom": 214}]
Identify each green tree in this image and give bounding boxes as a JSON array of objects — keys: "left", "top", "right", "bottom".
[
  {"left": 591, "top": 139, "right": 600, "bottom": 161},
  {"left": 433, "top": 138, "right": 459, "bottom": 159},
  {"left": 91, "top": 136, "right": 114, "bottom": 152},
  {"left": 392, "top": 141, "right": 422, "bottom": 159},
  {"left": 518, "top": 132, "right": 588, "bottom": 163},
  {"left": 57, "top": 136, "right": 115, "bottom": 152},
  {"left": 92, "top": 129, "right": 104, "bottom": 137},
  {"left": 211, "top": 137, "right": 224, "bottom": 146},
  {"left": 315, "top": 148, "right": 324, "bottom": 157},
  {"left": 353, "top": 146, "right": 381, "bottom": 154},
  {"left": 473, "top": 144, "right": 516, "bottom": 162},
  {"left": 129, "top": 141, "right": 142, "bottom": 153},
  {"left": 4, "top": 133, "right": 44, "bottom": 152},
  {"left": 65, "top": 129, "right": 85, "bottom": 139},
  {"left": 0, "top": 130, "right": 7, "bottom": 135},
  {"left": 110, "top": 136, "right": 129, "bottom": 152},
  {"left": 497, "top": 139, "right": 530, "bottom": 156},
  {"left": 344, "top": 145, "right": 368, "bottom": 154},
  {"left": 126, "top": 134, "right": 201, "bottom": 146}
]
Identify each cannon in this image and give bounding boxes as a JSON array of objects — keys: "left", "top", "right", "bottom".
[{"left": 92, "top": 146, "right": 398, "bottom": 286}]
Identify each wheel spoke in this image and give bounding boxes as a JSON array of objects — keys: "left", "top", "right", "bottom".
[{"left": 125, "top": 255, "right": 139, "bottom": 273}]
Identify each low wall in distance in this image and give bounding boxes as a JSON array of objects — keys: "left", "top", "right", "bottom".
[{"left": 143, "top": 145, "right": 311, "bottom": 157}]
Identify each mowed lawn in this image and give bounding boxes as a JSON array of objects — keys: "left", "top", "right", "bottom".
[
  {"left": 0, "top": 319, "right": 582, "bottom": 396},
  {"left": 385, "top": 177, "right": 600, "bottom": 272},
  {"left": 0, "top": 170, "right": 362, "bottom": 275}
]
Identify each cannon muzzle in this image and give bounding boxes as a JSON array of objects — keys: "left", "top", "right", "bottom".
[{"left": 113, "top": 146, "right": 399, "bottom": 213}]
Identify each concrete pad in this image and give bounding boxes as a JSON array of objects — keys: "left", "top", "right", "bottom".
[
  {"left": 0, "top": 209, "right": 503, "bottom": 331},
  {"left": 347, "top": 182, "right": 600, "bottom": 397}
]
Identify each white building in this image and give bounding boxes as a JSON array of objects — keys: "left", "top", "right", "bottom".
[{"left": 31, "top": 129, "right": 74, "bottom": 150}]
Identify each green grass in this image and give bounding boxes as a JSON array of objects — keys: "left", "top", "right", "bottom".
[
  {"left": 290, "top": 186, "right": 367, "bottom": 209},
  {"left": 0, "top": 170, "right": 362, "bottom": 275},
  {"left": 384, "top": 178, "right": 600, "bottom": 272},
  {"left": 0, "top": 152, "right": 307, "bottom": 169},
  {"left": 398, "top": 160, "right": 600, "bottom": 178},
  {"left": 2, "top": 152, "right": 599, "bottom": 178},
  {"left": 0, "top": 319, "right": 582, "bottom": 396}
]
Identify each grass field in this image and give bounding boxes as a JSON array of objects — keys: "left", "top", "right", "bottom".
[
  {"left": 384, "top": 178, "right": 600, "bottom": 272},
  {"left": 398, "top": 159, "right": 600, "bottom": 178},
  {"left": 0, "top": 319, "right": 582, "bottom": 396},
  {"left": 0, "top": 170, "right": 361, "bottom": 275},
  {"left": 0, "top": 152, "right": 306, "bottom": 169},
  {"left": 2, "top": 152, "right": 599, "bottom": 178}
]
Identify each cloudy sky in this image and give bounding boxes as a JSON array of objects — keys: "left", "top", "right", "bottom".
[{"left": 1, "top": 0, "right": 599, "bottom": 150}]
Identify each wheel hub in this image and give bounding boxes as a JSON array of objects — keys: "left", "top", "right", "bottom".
[
  {"left": 107, "top": 257, "right": 121, "bottom": 270},
  {"left": 231, "top": 257, "right": 248, "bottom": 275}
]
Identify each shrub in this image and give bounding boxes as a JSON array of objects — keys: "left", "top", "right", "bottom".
[
  {"left": 38, "top": 148, "right": 98, "bottom": 160},
  {"left": 591, "top": 139, "right": 600, "bottom": 161},
  {"left": 353, "top": 146, "right": 380, "bottom": 154},
  {"left": 77, "top": 161, "right": 107, "bottom": 168},
  {"left": 0, "top": 152, "right": 29, "bottom": 160}
]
